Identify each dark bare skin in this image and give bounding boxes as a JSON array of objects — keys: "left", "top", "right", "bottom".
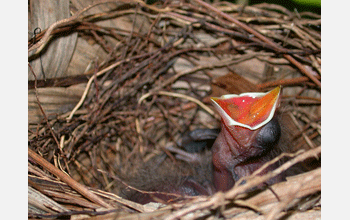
[
  {"left": 125, "top": 87, "right": 283, "bottom": 203},
  {"left": 212, "top": 116, "right": 281, "bottom": 191}
]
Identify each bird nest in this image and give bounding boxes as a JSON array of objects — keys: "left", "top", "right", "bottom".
[{"left": 28, "top": 0, "right": 320, "bottom": 219}]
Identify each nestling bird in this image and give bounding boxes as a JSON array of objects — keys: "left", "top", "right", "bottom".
[
  {"left": 210, "top": 86, "right": 283, "bottom": 191},
  {"left": 124, "top": 86, "right": 286, "bottom": 203}
]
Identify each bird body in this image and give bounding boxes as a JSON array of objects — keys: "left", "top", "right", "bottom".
[
  {"left": 124, "top": 87, "right": 285, "bottom": 203},
  {"left": 211, "top": 87, "right": 282, "bottom": 191}
]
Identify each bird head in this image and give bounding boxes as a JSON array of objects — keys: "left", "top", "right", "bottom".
[{"left": 211, "top": 86, "right": 282, "bottom": 154}]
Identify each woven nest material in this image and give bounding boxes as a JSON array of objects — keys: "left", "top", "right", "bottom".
[{"left": 28, "top": 0, "right": 321, "bottom": 219}]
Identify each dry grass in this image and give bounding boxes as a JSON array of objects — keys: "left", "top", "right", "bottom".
[{"left": 28, "top": 0, "right": 320, "bottom": 219}]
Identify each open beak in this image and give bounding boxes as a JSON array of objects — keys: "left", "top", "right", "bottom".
[{"left": 211, "top": 86, "right": 281, "bottom": 130}]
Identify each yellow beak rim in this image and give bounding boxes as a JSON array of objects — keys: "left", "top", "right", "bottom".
[{"left": 211, "top": 86, "right": 281, "bottom": 130}]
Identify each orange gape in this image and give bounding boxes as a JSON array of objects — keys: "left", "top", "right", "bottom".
[
  {"left": 127, "top": 87, "right": 284, "bottom": 203},
  {"left": 211, "top": 87, "right": 283, "bottom": 192},
  {"left": 211, "top": 87, "right": 280, "bottom": 128}
]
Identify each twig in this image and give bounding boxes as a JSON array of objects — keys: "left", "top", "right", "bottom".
[
  {"left": 29, "top": 0, "right": 171, "bottom": 54},
  {"left": 163, "top": 192, "right": 225, "bottom": 220},
  {"left": 192, "top": 0, "right": 321, "bottom": 87},
  {"left": 288, "top": 112, "right": 316, "bottom": 149},
  {"left": 66, "top": 59, "right": 129, "bottom": 122},
  {"left": 163, "top": 146, "right": 320, "bottom": 219},
  {"left": 227, "top": 146, "right": 320, "bottom": 199},
  {"left": 138, "top": 91, "right": 215, "bottom": 116},
  {"left": 28, "top": 1, "right": 320, "bottom": 218},
  {"left": 223, "top": 168, "right": 320, "bottom": 217},
  {"left": 28, "top": 63, "right": 60, "bottom": 149},
  {"left": 28, "top": 148, "right": 112, "bottom": 209},
  {"left": 257, "top": 75, "right": 321, "bottom": 89}
]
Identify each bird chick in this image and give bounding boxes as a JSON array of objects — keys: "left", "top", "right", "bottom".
[
  {"left": 211, "top": 86, "right": 283, "bottom": 191},
  {"left": 123, "top": 87, "right": 287, "bottom": 203}
]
